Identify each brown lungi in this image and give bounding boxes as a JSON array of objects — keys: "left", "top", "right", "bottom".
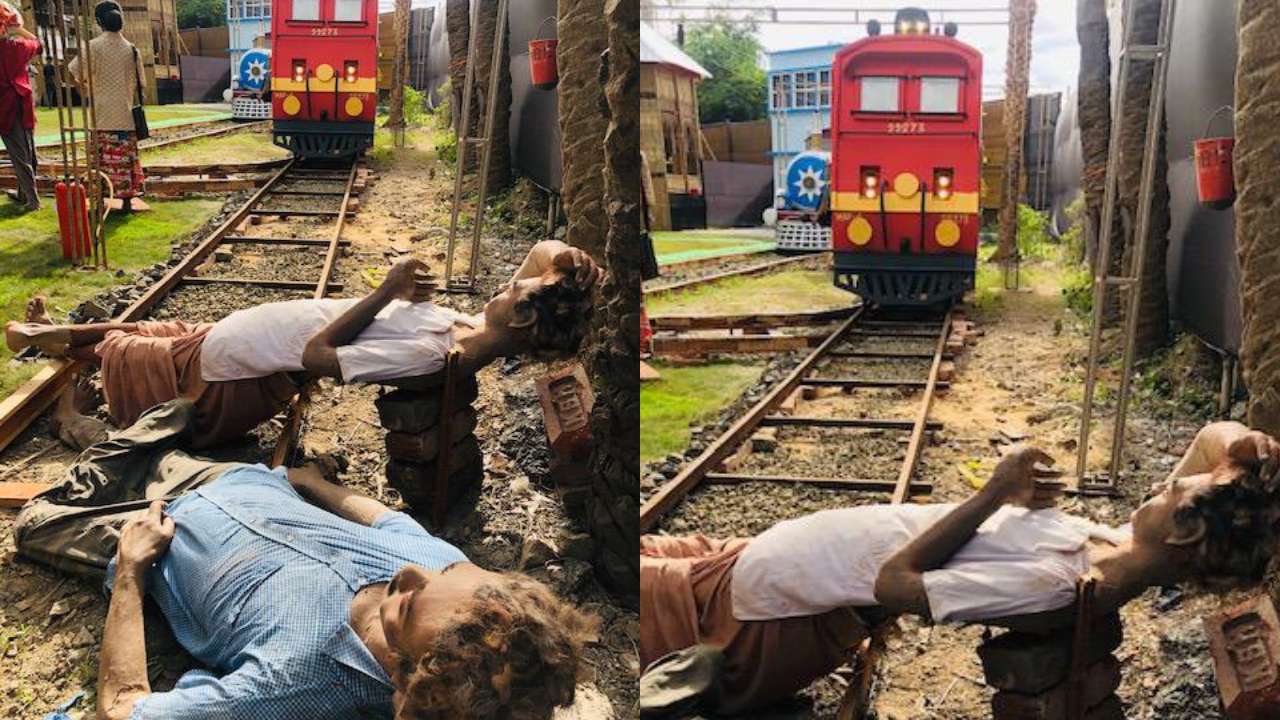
[
  {"left": 96, "top": 321, "right": 297, "bottom": 448},
  {"left": 640, "top": 534, "right": 868, "bottom": 714}
]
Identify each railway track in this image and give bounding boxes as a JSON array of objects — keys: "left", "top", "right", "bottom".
[
  {"left": 0, "top": 156, "right": 365, "bottom": 472},
  {"left": 643, "top": 252, "right": 825, "bottom": 297},
  {"left": 640, "top": 306, "right": 954, "bottom": 533}
]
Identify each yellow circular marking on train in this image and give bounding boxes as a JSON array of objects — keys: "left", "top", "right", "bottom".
[
  {"left": 847, "top": 216, "right": 873, "bottom": 246},
  {"left": 893, "top": 172, "right": 920, "bottom": 198},
  {"left": 282, "top": 94, "right": 301, "bottom": 116},
  {"left": 935, "top": 218, "right": 961, "bottom": 247},
  {"left": 315, "top": 63, "right": 335, "bottom": 82},
  {"left": 345, "top": 96, "right": 364, "bottom": 117}
]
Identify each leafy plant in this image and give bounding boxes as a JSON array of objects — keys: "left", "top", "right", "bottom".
[
  {"left": 1016, "top": 204, "right": 1055, "bottom": 260},
  {"left": 1062, "top": 266, "right": 1093, "bottom": 317},
  {"left": 684, "top": 20, "right": 767, "bottom": 123},
  {"left": 402, "top": 86, "right": 427, "bottom": 128}
]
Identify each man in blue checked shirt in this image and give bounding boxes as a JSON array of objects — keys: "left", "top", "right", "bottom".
[{"left": 14, "top": 399, "right": 597, "bottom": 720}]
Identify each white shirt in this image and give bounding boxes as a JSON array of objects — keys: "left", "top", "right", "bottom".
[
  {"left": 200, "top": 298, "right": 478, "bottom": 383},
  {"left": 731, "top": 504, "right": 1131, "bottom": 623}
]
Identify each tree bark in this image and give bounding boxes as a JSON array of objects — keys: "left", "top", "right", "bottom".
[
  {"left": 1116, "top": 0, "right": 1170, "bottom": 356},
  {"left": 584, "top": 0, "right": 640, "bottom": 602},
  {"left": 1235, "top": 0, "right": 1280, "bottom": 433},
  {"left": 444, "top": 0, "right": 511, "bottom": 190},
  {"left": 994, "top": 0, "right": 1036, "bottom": 263},
  {"left": 387, "top": 0, "right": 410, "bottom": 146},
  {"left": 1076, "top": 0, "right": 1111, "bottom": 272},
  {"left": 556, "top": 0, "right": 609, "bottom": 262},
  {"left": 446, "top": 0, "right": 469, "bottom": 141}
]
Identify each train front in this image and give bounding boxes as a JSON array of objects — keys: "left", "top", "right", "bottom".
[
  {"left": 829, "top": 9, "right": 982, "bottom": 307},
  {"left": 270, "top": 0, "right": 377, "bottom": 159}
]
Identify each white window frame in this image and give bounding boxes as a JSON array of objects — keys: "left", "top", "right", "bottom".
[
  {"left": 333, "top": 0, "right": 362, "bottom": 22},
  {"left": 919, "top": 76, "right": 962, "bottom": 114},
  {"left": 818, "top": 69, "right": 831, "bottom": 107},
  {"left": 859, "top": 76, "right": 900, "bottom": 113},
  {"left": 794, "top": 71, "right": 818, "bottom": 108},
  {"left": 292, "top": 0, "right": 319, "bottom": 21},
  {"left": 771, "top": 74, "right": 792, "bottom": 110}
]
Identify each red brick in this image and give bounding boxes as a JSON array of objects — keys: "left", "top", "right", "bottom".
[
  {"left": 991, "top": 655, "right": 1121, "bottom": 720},
  {"left": 978, "top": 613, "right": 1123, "bottom": 694},
  {"left": 384, "top": 408, "right": 477, "bottom": 463},
  {"left": 1204, "top": 594, "right": 1280, "bottom": 719},
  {"left": 536, "top": 364, "right": 595, "bottom": 459},
  {"left": 374, "top": 379, "right": 479, "bottom": 433},
  {"left": 385, "top": 435, "right": 483, "bottom": 514}
]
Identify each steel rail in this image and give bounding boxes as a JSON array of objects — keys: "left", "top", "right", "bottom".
[
  {"left": 639, "top": 307, "right": 954, "bottom": 532},
  {"left": 643, "top": 254, "right": 822, "bottom": 297}
]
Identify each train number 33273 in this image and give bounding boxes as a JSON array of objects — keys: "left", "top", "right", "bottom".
[
  {"left": 310, "top": 27, "right": 338, "bottom": 36},
  {"left": 886, "top": 121, "right": 926, "bottom": 134}
]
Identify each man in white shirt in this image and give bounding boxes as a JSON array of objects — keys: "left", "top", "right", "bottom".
[
  {"left": 6, "top": 240, "right": 600, "bottom": 448},
  {"left": 639, "top": 422, "right": 1280, "bottom": 714}
]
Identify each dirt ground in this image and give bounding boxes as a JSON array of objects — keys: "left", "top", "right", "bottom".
[
  {"left": 644, "top": 261, "right": 1247, "bottom": 719},
  {"left": 0, "top": 130, "right": 637, "bottom": 718}
]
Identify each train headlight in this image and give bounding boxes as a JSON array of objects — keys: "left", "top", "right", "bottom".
[
  {"left": 292, "top": 60, "right": 305, "bottom": 83},
  {"left": 861, "top": 167, "right": 880, "bottom": 199},
  {"left": 344, "top": 61, "right": 358, "bottom": 83},
  {"left": 934, "top": 169, "right": 954, "bottom": 200}
]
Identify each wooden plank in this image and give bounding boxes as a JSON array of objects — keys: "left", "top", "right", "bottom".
[
  {"left": 651, "top": 334, "right": 822, "bottom": 356},
  {"left": 827, "top": 350, "right": 944, "bottom": 360},
  {"left": 801, "top": 378, "right": 950, "bottom": 390},
  {"left": 0, "top": 482, "right": 52, "bottom": 509},
  {"left": 761, "top": 415, "right": 943, "bottom": 431},
  {"left": 183, "top": 277, "right": 343, "bottom": 291},
  {"left": 225, "top": 236, "right": 351, "bottom": 247},
  {"left": 650, "top": 307, "right": 856, "bottom": 331},
  {"left": 0, "top": 363, "right": 74, "bottom": 454},
  {"left": 250, "top": 209, "right": 344, "bottom": 217},
  {"left": 705, "top": 473, "right": 931, "bottom": 494},
  {"left": 640, "top": 311, "right": 864, "bottom": 532},
  {"left": 849, "top": 329, "right": 941, "bottom": 339},
  {"left": 892, "top": 311, "right": 952, "bottom": 504}
]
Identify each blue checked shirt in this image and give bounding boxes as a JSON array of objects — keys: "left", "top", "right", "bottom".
[{"left": 104, "top": 464, "right": 469, "bottom": 720}]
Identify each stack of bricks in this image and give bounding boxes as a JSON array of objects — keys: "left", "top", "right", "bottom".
[
  {"left": 374, "top": 371, "right": 484, "bottom": 522},
  {"left": 536, "top": 364, "right": 595, "bottom": 521},
  {"left": 977, "top": 613, "right": 1125, "bottom": 720},
  {"left": 1204, "top": 594, "right": 1280, "bottom": 719}
]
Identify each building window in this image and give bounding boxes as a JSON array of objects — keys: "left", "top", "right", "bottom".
[
  {"left": 920, "top": 76, "right": 961, "bottom": 113},
  {"left": 860, "top": 76, "right": 899, "bottom": 112},
  {"left": 292, "top": 0, "right": 319, "bottom": 21},
  {"left": 794, "top": 71, "right": 818, "bottom": 108},
  {"left": 334, "top": 0, "right": 361, "bottom": 22},
  {"left": 238, "top": 0, "right": 267, "bottom": 18},
  {"left": 771, "top": 74, "right": 791, "bottom": 109},
  {"left": 819, "top": 69, "right": 831, "bottom": 107}
]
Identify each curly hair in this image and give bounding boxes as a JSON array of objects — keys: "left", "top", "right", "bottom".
[
  {"left": 519, "top": 271, "right": 595, "bottom": 360},
  {"left": 1175, "top": 462, "right": 1280, "bottom": 586},
  {"left": 392, "top": 573, "right": 598, "bottom": 720}
]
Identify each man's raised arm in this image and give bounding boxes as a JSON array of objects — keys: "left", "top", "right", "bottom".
[
  {"left": 873, "top": 447, "right": 1059, "bottom": 620},
  {"left": 287, "top": 462, "right": 392, "bottom": 526},
  {"left": 511, "top": 240, "right": 601, "bottom": 287},
  {"left": 301, "top": 258, "right": 436, "bottom": 379},
  {"left": 97, "top": 502, "right": 174, "bottom": 720}
]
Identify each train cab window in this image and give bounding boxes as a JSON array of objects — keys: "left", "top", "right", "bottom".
[
  {"left": 292, "top": 0, "right": 319, "bottom": 21},
  {"left": 334, "top": 0, "right": 362, "bottom": 22},
  {"left": 919, "top": 77, "right": 961, "bottom": 113},
  {"left": 859, "top": 76, "right": 900, "bottom": 113}
]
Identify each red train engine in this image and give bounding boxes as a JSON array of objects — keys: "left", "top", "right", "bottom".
[
  {"left": 270, "top": 0, "right": 377, "bottom": 159},
  {"left": 829, "top": 8, "right": 982, "bottom": 306}
]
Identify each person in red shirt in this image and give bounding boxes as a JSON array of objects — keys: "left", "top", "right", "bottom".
[{"left": 0, "top": 1, "right": 41, "bottom": 212}]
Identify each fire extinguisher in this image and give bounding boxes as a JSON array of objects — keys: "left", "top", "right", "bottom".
[
  {"left": 529, "top": 17, "right": 558, "bottom": 91},
  {"left": 1194, "top": 105, "right": 1236, "bottom": 210},
  {"left": 640, "top": 304, "right": 653, "bottom": 357},
  {"left": 55, "top": 179, "right": 91, "bottom": 260}
]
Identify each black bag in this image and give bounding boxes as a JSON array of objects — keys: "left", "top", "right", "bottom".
[{"left": 131, "top": 46, "right": 149, "bottom": 140}]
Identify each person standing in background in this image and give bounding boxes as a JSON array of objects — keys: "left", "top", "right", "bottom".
[
  {"left": 67, "top": 0, "right": 145, "bottom": 213},
  {"left": 0, "top": 0, "right": 42, "bottom": 212}
]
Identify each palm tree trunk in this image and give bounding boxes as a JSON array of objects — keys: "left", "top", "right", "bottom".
[
  {"left": 994, "top": 0, "right": 1036, "bottom": 263},
  {"left": 584, "top": 0, "right": 640, "bottom": 601},
  {"left": 1076, "top": 0, "right": 1110, "bottom": 272},
  {"left": 1235, "top": 0, "right": 1280, "bottom": 433},
  {"left": 444, "top": 0, "right": 512, "bottom": 190},
  {"left": 556, "top": 0, "right": 609, "bottom": 262}
]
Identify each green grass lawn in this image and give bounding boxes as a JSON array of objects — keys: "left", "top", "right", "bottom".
[
  {"left": 653, "top": 229, "right": 775, "bottom": 265},
  {"left": 641, "top": 361, "right": 765, "bottom": 464},
  {"left": 142, "top": 131, "right": 290, "bottom": 166},
  {"left": 33, "top": 104, "right": 232, "bottom": 145},
  {"left": 648, "top": 269, "right": 854, "bottom": 316},
  {"left": 0, "top": 198, "right": 222, "bottom": 397}
]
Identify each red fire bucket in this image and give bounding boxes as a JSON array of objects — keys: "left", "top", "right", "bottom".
[
  {"left": 1195, "top": 106, "right": 1236, "bottom": 210},
  {"left": 529, "top": 39, "right": 558, "bottom": 90}
]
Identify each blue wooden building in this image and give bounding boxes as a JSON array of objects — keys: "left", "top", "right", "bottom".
[{"left": 764, "top": 43, "right": 842, "bottom": 195}]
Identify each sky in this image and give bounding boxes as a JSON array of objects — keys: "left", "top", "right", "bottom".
[{"left": 644, "top": 0, "right": 1083, "bottom": 99}]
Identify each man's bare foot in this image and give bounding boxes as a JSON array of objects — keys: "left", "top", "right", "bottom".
[
  {"left": 50, "top": 375, "right": 99, "bottom": 435},
  {"left": 24, "top": 295, "right": 51, "bottom": 325},
  {"left": 4, "top": 321, "right": 70, "bottom": 354}
]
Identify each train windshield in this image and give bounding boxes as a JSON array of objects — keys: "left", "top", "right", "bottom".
[
  {"left": 919, "top": 77, "right": 960, "bottom": 113},
  {"left": 292, "top": 0, "right": 319, "bottom": 20},
  {"left": 860, "top": 76, "right": 900, "bottom": 112},
  {"left": 334, "top": 0, "right": 361, "bottom": 21}
]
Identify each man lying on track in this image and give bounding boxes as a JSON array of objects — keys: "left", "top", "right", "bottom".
[
  {"left": 5, "top": 239, "right": 600, "bottom": 449},
  {"left": 639, "top": 421, "right": 1280, "bottom": 715},
  {"left": 14, "top": 398, "right": 596, "bottom": 720}
]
